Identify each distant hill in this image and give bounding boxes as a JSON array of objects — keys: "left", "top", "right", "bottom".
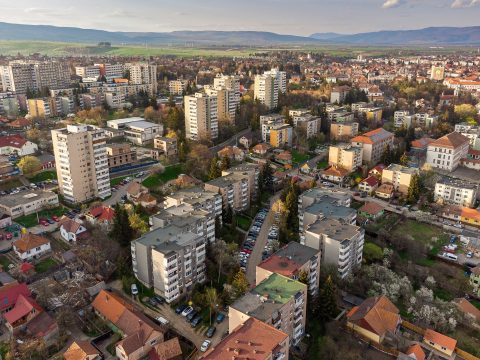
[
  {"left": 310, "top": 26, "right": 480, "bottom": 44},
  {"left": 309, "top": 32, "right": 347, "bottom": 40}
]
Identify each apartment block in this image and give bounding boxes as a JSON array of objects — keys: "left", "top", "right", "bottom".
[
  {"left": 52, "top": 125, "right": 111, "bottom": 203},
  {"left": 260, "top": 114, "right": 286, "bottom": 142},
  {"left": 107, "top": 118, "right": 163, "bottom": 145},
  {"left": 200, "top": 317, "right": 289, "bottom": 360},
  {"left": 75, "top": 66, "right": 101, "bottom": 80},
  {"left": 270, "top": 124, "right": 293, "bottom": 148},
  {"left": 131, "top": 225, "right": 207, "bottom": 303},
  {"left": 426, "top": 131, "right": 469, "bottom": 171},
  {"left": 185, "top": 92, "right": 218, "bottom": 141},
  {"left": 304, "top": 217, "right": 364, "bottom": 279},
  {"left": 293, "top": 114, "right": 321, "bottom": 139},
  {"left": 256, "top": 241, "right": 321, "bottom": 296},
  {"left": 328, "top": 144, "right": 363, "bottom": 172},
  {"left": 153, "top": 136, "right": 178, "bottom": 158},
  {"left": 330, "top": 121, "right": 359, "bottom": 141},
  {"left": 434, "top": 177, "right": 478, "bottom": 208},
  {"left": 169, "top": 79, "right": 188, "bottom": 95},
  {"left": 125, "top": 62, "right": 157, "bottom": 94},
  {"left": 254, "top": 69, "right": 286, "bottom": 109},
  {"left": 351, "top": 128, "right": 394, "bottom": 165},
  {"left": 204, "top": 85, "right": 237, "bottom": 123},
  {"left": 0, "top": 190, "right": 59, "bottom": 218},
  {"left": 106, "top": 143, "right": 137, "bottom": 170},
  {"left": 330, "top": 86, "right": 350, "bottom": 104},
  {"left": 381, "top": 163, "right": 419, "bottom": 195},
  {"left": 163, "top": 186, "right": 223, "bottom": 220},
  {"left": 455, "top": 122, "right": 480, "bottom": 149},
  {"left": 394, "top": 110, "right": 413, "bottom": 128},
  {"left": 229, "top": 273, "right": 307, "bottom": 346}
]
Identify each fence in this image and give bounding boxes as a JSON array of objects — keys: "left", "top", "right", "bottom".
[
  {"left": 456, "top": 348, "right": 480, "bottom": 360},
  {"left": 401, "top": 320, "right": 425, "bottom": 335}
]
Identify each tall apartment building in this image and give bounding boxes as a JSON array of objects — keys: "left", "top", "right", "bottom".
[
  {"left": 52, "top": 125, "right": 111, "bottom": 203},
  {"left": 169, "top": 79, "right": 188, "bottom": 95},
  {"left": 229, "top": 273, "right": 307, "bottom": 346},
  {"left": 105, "top": 143, "right": 137, "bottom": 170},
  {"left": 75, "top": 66, "right": 101, "bottom": 80},
  {"left": 304, "top": 217, "right": 364, "bottom": 279},
  {"left": 125, "top": 62, "right": 157, "bottom": 95},
  {"left": 270, "top": 124, "right": 293, "bottom": 148},
  {"left": 256, "top": 241, "right": 321, "bottom": 296},
  {"left": 254, "top": 69, "right": 286, "bottom": 109},
  {"left": 434, "top": 177, "right": 478, "bottom": 208},
  {"left": 163, "top": 186, "right": 223, "bottom": 221},
  {"left": 131, "top": 224, "right": 207, "bottom": 303},
  {"left": 184, "top": 93, "right": 218, "bottom": 141},
  {"left": 330, "top": 122, "right": 359, "bottom": 141},
  {"left": 328, "top": 144, "right": 363, "bottom": 172},
  {"left": 293, "top": 114, "right": 321, "bottom": 139},
  {"left": 213, "top": 74, "right": 241, "bottom": 101},
  {"left": 204, "top": 85, "right": 236, "bottom": 123},
  {"left": 260, "top": 114, "right": 286, "bottom": 142},
  {"left": 200, "top": 318, "right": 289, "bottom": 360},
  {"left": 351, "top": 128, "right": 394, "bottom": 165},
  {"left": 426, "top": 132, "right": 470, "bottom": 172},
  {"left": 381, "top": 164, "right": 419, "bottom": 195},
  {"left": 95, "top": 63, "right": 124, "bottom": 80}
]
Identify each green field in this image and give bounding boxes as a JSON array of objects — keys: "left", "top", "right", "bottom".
[
  {"left": 110, "top": 176, "right": 128, "bottom": 187},
  {"left": 391, "top": 219, "right": 446, "bottom": 244},
  {"left": 34, "top": 258, "right": 58, "bottom": 273},
  {"left": 292, "top": 150, "right": 311, "bottom": 165},
  {"left": 16, "top": 206, "right": 67, "bottom": 228},
  {"left": 236, "top": 215, "right": 252, "bottom": 231},
  {"left": 142, "top": 164, "right": 184, "bottom": 188},
  {"left": 28, "top": 170, "right": 57, "bottom": 183}
]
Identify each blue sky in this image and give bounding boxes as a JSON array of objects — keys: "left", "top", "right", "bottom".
[{"left": 1, "top": 0, "right": 479, "bottom": 35}]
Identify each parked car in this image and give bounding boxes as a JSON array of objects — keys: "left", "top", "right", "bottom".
[
  {"left": 191, "top": 315, "right": 203, "bottom": 327},
  {"left": 200, "top": 340, "right": 211, "bottom": 352},
  {"left": 186, "top": 310, "right": 198, "bottom": 322},
  {"left": 466, "top": 251, "right": 473, "bottom": 258},
  {"left": 148, "top": 298, "right": 158, "bottom": 307},
  {"left": 155, "top": 316, "right": 169, "bottom": 325},
  {"left": 5, "top": 233, "right": 12, "bottom": 240},
  {"left": 175, "top": 304, "right": 188, "bottom": 314},
  {"left": 131, "top": 284, "right": 139, "bottom": 296},
  {"left": 52, "top": 215, "right": 59, "bottom": 222},
  {"left": 47, "top": 218, "right": 55, "bottom": 224},
  {"left": 181, "top": 306, "right": 194, "bottom": 317},
  {"left": 216, "top": 313, "right": 225, "bottom": 323},
  {"left": 206, "top": 326, "right": 216, "bottom": 338},
  {"left": 153, "top": 295, "right": 165, "bottom": 304}
]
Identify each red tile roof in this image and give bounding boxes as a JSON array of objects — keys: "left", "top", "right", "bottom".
[
  {"left": 424, "top": 329, "right": 457, "bottom": 351},
  {"left": 351, "top": 128, "right": 393, "bottom": 145},
  {"left": 359, "top": 202, "right": 384, "bottom": 216},
  {"left": 361, "top": 176, "right": 379, "bottom": 187},
  {"left": 3, "top": 293, "right": 42, "bottom": 324},
  {"left": 0, "top": 134, "right": 28, "bottom": 149},
  {"left": 406, "top": 344, "right": 425, "bottom": 360},
  {"left": 429, "top": 132, "right": 469, "bottom": 149},
  {"left": 13, "top": 233, "right": 50, "bottom": 253},
  {"left": 0, "top": 282, "right": 31, "bottom": 312},
  {"left": 258, "top": 255, "right": 301, "bottom": 278}
]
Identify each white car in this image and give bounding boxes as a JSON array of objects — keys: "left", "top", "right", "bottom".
[
  {"left": 200, "top": 340, "right": 211, "bottom": 352},
  {"left": 155, "top": 316, "right": 169, "bottom": 325},
  {"left": 181, "top": 306, "right": 194, "bottom": 317},
  {"left": 131, "top": 284, "right": 139, "bottom": 296}
]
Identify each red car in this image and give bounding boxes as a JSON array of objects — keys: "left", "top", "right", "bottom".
[
  {"left": 52, "top": 215, "right": 59, "bottom": 222},
  {"left": 39, "top": 220, "right": 49, "bottom": 227},
  {"left": 5, "top": 233, "right": 12, "bottom": 240}
]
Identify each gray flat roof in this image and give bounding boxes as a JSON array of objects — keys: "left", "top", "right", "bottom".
[
  {"left": 306, "top": 218, "right": 361, "bottom": 241},
  {"left": 135, "top": 224, "right": 200, "bottom": 255},
  {"left": 274, "top": 241, "right": 319, "bottom": 265},
  {"left": 437, "top": 176, "right": 478, "bottom": 190},
  {"left": 0, "top": 190, "right": 57, "bottom": 208}
]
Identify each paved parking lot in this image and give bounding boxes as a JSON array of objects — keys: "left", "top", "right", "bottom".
[{"left": 246, "top": 210, "right": 274, "bottom": 285}]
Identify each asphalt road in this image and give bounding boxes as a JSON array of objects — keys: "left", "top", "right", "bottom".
[
  {"left": 104, "top": 173, "right": 149, "bottom": 207},
  {"left": 209, "top": 128, "right": 251, "bottom": 154}
]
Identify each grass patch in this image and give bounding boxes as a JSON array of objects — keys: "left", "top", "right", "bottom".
[
  {"left": 392, "top": 220, "right": 445, "bottom": 245},
  {"left": 16, "top": 206, "right": 67, "bottom": 228},
  {"left": 316, "top": 160, "right": 328, "bottom": 170},
  {"left": 34, "top": 258, "right": 58, "bottom": 273},
  {"left": 0, "top": 179, "right": 22, "bottom": 191},
  {"left": 433, "top": 287, "right": 455, "bottom": 301},
  {"left": 28, "top": 170, "right": 57, "bottom": 183},
  {"left": 292, "top": 150, "right": 311, "bottom": 165},
  {"left": 471, "top": 299, "right": 480, "bottom": 310},
  {"left": 110, "top": 176, "right": 128, "bottom": 186},
  {"left": 0, "top": 256, "right": 12, "bottom": 271},
  {"left": 236, "top": 215, "right": 252, "bottom": 231},
  {"left": 142, "top": 164, "right": 184, "bottom": 188}
]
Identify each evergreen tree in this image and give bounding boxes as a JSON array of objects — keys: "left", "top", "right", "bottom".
[
  {"left": 220, "top": 156, "right": 230, "bottom": 171},
  {"left": 400, "top": 153, "right": 409, "bottom": 166},
  {"left": 260, "top": 161, "right": 274, "bottom": 193},
  {"left": 223, "top": 204, "right": 233, "bottom": 225},
  {"left": 318, "top": 275, "right": 339, "bottom": 320},
  {"left": 381, "top": 144, "right": 393, "bottom": 165},
  {"left": 109, "top": 204, "right": 134, "bottom": 247},
  {"left": 208, "top": 157, "right": 221, "bottom": 180},
  {"left": 407, "top": 174, "right": 420, "bottom": 204}
]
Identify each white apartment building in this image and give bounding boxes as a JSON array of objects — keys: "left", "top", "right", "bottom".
[
  {"left": 455, "top": 123, "right": 480, "bottom": 150},
  {"left": 254, "top": 69, "right": 286, "bottom": 109},
  {"left": 105, "top": 92, "right": 126, "bottom": 109},
  {"left": 434, "top": 177, "right": 478, "bottom": 208},
  {"left": 75, "top": 66, "right": 101, "bottom": 80},
  {"left": 304, "top": 217, "right": 364, "bottom": 279},
  {"left": 260, "top": 114, "right": 286, "bottom": 142},
  {"left": 381, "top": 163, "right": 419, "bottom": 195},
  {"left": 184, "top": 92, "right": 218, "bottom": 141},
  {"left": 426, "top": 132, "right": 470, "bottom": 172},
  {"left": 95, "top": 63, "right": 124, "bottom": 81},
  {"left": 213, "top": 74, "right": 240, "bottom": 103},
  {"left": 163, "top": 186, "right": 223, "bottom": 221},
  {"left": 106, "top": 117, "right": 163, "bottom": 145},
  {"left": 131, "top": 224, "right": 207, "bottom": 303},
  {"left": 52, "top": 124, "right": 111, "bottom": 203},
  {"left": 394, "top": 111, "right": 413, "bottom": 128},
  {"left": 328, "top": 144, "right": 363, "bottom": 172},
  {"left": 293, "top": 114, "right": 321, "bottom": 139},
  {"left": 125, "top": 62, "right": 157, "bottom": 94},
  {"left": 169, "top": 79, "right": 188, "bottom": 95},
  {"left": 204, "top": 85, "right": 237, "bottom": 123}
]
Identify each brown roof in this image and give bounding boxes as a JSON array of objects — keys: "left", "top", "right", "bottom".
[
  {"left": 322, "top": 166, "right": 349, "bottom": 177},
  {"left": 405, "top": 344, "right": 425, "bottom": 360},
  {"left": 376, "top": 183, "right": 394, "bottom": 195},
  {"left": 92, "top": 289, "right": 134, "bottom": 324},
  {"left": 59, "top": 218, "right": 83, "bottom": 234},
  {"left": 454, "top": 298, "right": 480, "bottom": 322},
  {"left": 429, "top": 131, "right": 469, "bottom": 149},
  {"left": 127, "top": 181, "right": 148, "bottom": 197},
  {"left": 351, "top": 128, "right": 393, "bottom": 145},
  {"left": 13, "top": 234, "right": 50, "bottom": 253},
  {"left": 347, "top": 295, "right": 400, "bottom": 338},
  {"left": 411, "top": 137, "right": 434, "bottom": 150},
  {"left": 149, "top": 337, "right": 183, "bottom": 360},
  {"left": 64, "top": 340, "right": 100, "bottom": 360},
  {"left": 359, "top": 202, "right": 384, "bottom": 215},
  {"left": 423, "top": 329, "right": 457, "bottom": 350},
  {"left": 200, "top": 318, "right": 288, "bottom": 360}
]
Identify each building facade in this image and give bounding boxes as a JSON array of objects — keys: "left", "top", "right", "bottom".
[
  {"left": 184, "top": 93, "right": 218, "bottom": 141},
  {"left": 426, "top": 132, "right": 469, "bottom": 172}
]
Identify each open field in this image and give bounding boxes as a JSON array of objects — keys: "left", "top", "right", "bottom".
[{"left": 142, "top": 164, "right": 184, "bottom": 188}]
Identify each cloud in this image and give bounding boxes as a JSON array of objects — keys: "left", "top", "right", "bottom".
[
  {"left": 451, "top": 0, "right": 480, "bottom": 7},
  {"left": 382, "top": 0, "right": 406, "bottom": 8}
]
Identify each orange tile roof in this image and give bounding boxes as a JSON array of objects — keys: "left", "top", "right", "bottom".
[
  {"left": 64, "top": 340, "right": 100, "bottom": 360},
  {"left": 454, "top": 298, "right": 480, "bottom": 322},
  {"left": 322, "top": 166, "right": 349, "bottom": 177},
  {"left": 406, "top": 344, "right": 425, "bottom": 360},
  {"left": 424, "top": 329, "right": 457, "bottom": 350},
  {"left": 258, "top": 255, "right": 300, "bottom": 277},
  {"left": 92, "top": 289, "right": 134, "bottom": 324},
  {"left": 13, "top": 234, "right": 50, "bottom": 253},
  {"left": 149, "top": 337, "right": 183, "bottom": 360},
  {"left": 200, "top": 318, "right": 288, "bottom": 360},
  {"left": 411, "top": 137, "right": 434, "bottom": 149},
  {"left": 461, "top": 207, "right": 480, "bottom": 222},
  {"left": 430, "top": 131, "right": 469, "bottom": 149},
  {"left": 3, "top": 293, "right": 43, "bottom": 324},
  {"left": 359, "top": 202, "right": 384, "bottom": 215},
  {"left": 351, "top": 128, "right": 393, "bottom": 145}
]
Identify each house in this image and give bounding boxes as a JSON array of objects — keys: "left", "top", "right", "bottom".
[
  {"left": 0, "top": 282, "right": 31, "bottom": 314},
  {"left": 148, "top": 338, "right": 182, "bottom": 360},
  {"left": 13, "top": 233, "right": 51, "bottom": 261},
  {"left": 92, "top": 289, "right": 166, "bottom": 360},
  {"left": 454, "top": 298, "right": 480, "bottom": 323},
  {"left": 376, "top": 183, "right": 395, "bottom": 200},
  {"left": 217, "top": 146, "right": 246, "bottom": 162},
  {"left": 300, "top": 158, "right": 319, "bottom": 174},
  {"left": 321, "top": 166, "right": 349, "bottom": 184},
  {"left": 441, "top": 205, "right": 480, "bottom": 227},
  {"left": 470, "top": 266, "right": 480, "bottom": 296},
  {"left": 36, "top": 153, "right": 56, "bottom": 170},
  {"left": 127, "top": 181, "right": 157, "bottom": 208},
  {"left": 346, "top": 295, "right": 401, "bottom": 344},
  {"left": 423, "top": 329, "right": 457, "bottom": 357},
  {"left": 358, "top": 202, "right": 385, "bottom": 220},
  {"left": 252, "top": 143, "right": 271, "bottom": 156},
  {"left": 397, "top": 344, "right": 425, "bottom": 360},
  {"left": 0, "top": 134, "right": 38, "bottom": 156},
  {"left": 64, "top": 340, "right": 102, "bottom": 360},
  {"left": 25, "top": 310, "right": 59, "bottom": 345},
  {"left": 369, "top": 164, "right": 386, "bottom": 178},
  {"left": 426, "top": 131, "right": 469, "bottom": 172},
  {"left": 154, "top": 136, "right": 178, "bottom": 159},
  {"left": 358, "top": 176, "right": 379, "bottom": 194},
  {"left": 59, "top": 217, "right": 87, "bottom": 242},
  {"left": 85, "top": 205, "right": 116, "bottom": 228},
  {"left": 238, "top": 135, "right": 252, "bottom": 149},
  {"left": 275, "top": 150, "right": 292, "bottom": 166},
  {"left": 3, "top": 293, "right": 43, "bottom": 334}
]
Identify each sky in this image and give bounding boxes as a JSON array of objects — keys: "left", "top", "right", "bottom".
[{"left": 0, "top": 0, "right": 479, "bottom": 35}]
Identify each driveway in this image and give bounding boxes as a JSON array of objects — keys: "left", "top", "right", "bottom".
[{"left": 104, "top": 173, "right": 149, "bottom": 207}]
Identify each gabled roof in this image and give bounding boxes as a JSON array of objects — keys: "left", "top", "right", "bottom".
[
  {"left": 3, "top": 293, "right": 42, "bottom": 324},
  {"left": 360, "top": 176, "right": 380, "bottom": 187},
  {"left": 359, "top": 202, "right": 384, "bottom": 216},
  {"left": 322, "top": 166, "right": 349, "bottom": 177},
  {"left": 64, "top": 340, "right": 101, "bottom": 360},
  {"left": 429, "top": 131, "right": 469, "bottom": 149},
  {"left": 423, "top": 329, "right": 457, "bottom": 351},
  {"left": 127, "top": 181, "right": 148, "bottom": 197},
  {"left": 411, "top": 137, "right": 434, "bottom": 149},
  {"left": 454, "top": 298, "right": 480, "bottom": 322},
  {"left": 88, "top": 206, "right": 116, "bottom": 222},
  {"left": 405, "top": 344, "right": 425, "bottom": 360},
  {"left": 351, "top": 128, "right": 393, "bottom": 145},
  {"left": 347, "top": 295, "right": 400, "bottom": 338},
  {"left": 92, "top": 289, "right": 134, "bottom": 324},
  {"left": 149, "top": 337, "right": 182, "bottom": 360},
  {"left": 59, "top": 217, "right": 84, "bottom": 234},
  {"left": 0, "top": 134, "right": 28, "bottom": 149},
  {"left": 376, "top": 183, "right": 394, "bottom": 195},
  {"left": 0, "top": 282, "right": 30, "bottom": 312},
  {"left": 13, "top": 233, "right": 50, "bottom": 253}
]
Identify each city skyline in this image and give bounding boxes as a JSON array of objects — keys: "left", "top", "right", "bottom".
[{"left": 1, "top": 0, "right": 480, "bottom": 36}]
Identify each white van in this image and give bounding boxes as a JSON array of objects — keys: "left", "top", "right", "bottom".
[
  {"left": 443, "top": 252, "right": 458, "bottom": 261},
  {"left": 155, "top": 316, "right": 169, "bottom": 325}
]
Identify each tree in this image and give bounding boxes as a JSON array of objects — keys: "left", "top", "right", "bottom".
[
  {"left": 260, "top": 160, "right": 274, "bottom": 193},
  {"left": 232, "top": 270, "right": 249, "bottom": 298},
  {"left": 220, "top": 156, "right": 230, "bottom": 171},
  {"left": 208, "top": 157, "right": 222, "bottom": 180},
  {"left": 186, "top": 143, "right": 211, "bottom": 179},
  {"left": 400, "top": 152, "right": 409, "bottom": 166},
  {"left": 205, "top": 287, "right": 220, "bottom": 326},
  {"left": 223, "top": 204, "right": 233, "bottom": 225},
  {"left": 26, "top": 128, "right": 41, "bottom": 142},
  {"left": 144, "top": 106, "right": 161, "bottom": 122},
  {"left": 128, "top": 212, "right": 148, "bottom": 235},
  {"left": 298, "top": 270, "right": 308, "bottom": 285},
  {"left": 17, "top": 155, "right": 41, "bottom": 176},
  {"left": 454, "top": 104, "right": 477, "bottom": 123},
  {"left": 407, "top": 174, "right": 420, "bottom": 204},
  {"left": 318, "top": 275, "right": 338, "bottom": 320},
  {"left": 363, "top": 243, "right": 384, "bottom": 264},
  {"left": 381, "top": 144, "right": 393, "bottom": 165},
  {"left": 109, "top": 204, "right": 135, "bottom": 247}
]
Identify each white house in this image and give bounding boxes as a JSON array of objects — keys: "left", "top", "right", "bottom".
[
  {"left": 13, "top": 234, "right": 51, "bottom": 261},
  {"left": 0, "top": 135, "right": 38, "bottom": 156},
  {"left": 59, "top": 218, "right": 87, "bottom": 242},
  {"left": 426, "top": 132, "right": 469, "bottom": 172}
]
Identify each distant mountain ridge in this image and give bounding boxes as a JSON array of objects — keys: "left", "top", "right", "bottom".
[{"left": 0, "top": 22, "right": 479, "bottom": 45}]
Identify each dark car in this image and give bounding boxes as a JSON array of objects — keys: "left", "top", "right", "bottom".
[
  {"left": 206, "top": 326, "right": 216, "bottom": 338},
  {"left": 153, "top": 295, "right": 165, "bottom": 304},
  {"left": 186, "top": 310, "right": 198, "bottom": 321},
  {"left": 190, "top": 315, "right": 203, "bottom": 328},
  {"left": 175, "top": 304, "right": 188, "bottom": 314},
  {"left": 216, "top": 313, "right": 225, "bottom": 323},
  {"left": 148, "top": 298, "right": 158, "bottom": 307},
  {"left": 47, "top": 218, "right": 55, "bottom": 224}
]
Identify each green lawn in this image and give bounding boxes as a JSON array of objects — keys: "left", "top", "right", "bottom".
[
  {"left": 0, "top": 256, "right": 12, "bottom": 271},
  {"left": 110, "top": 176, "right": 128, "bottom": 186},
  {"left": 391, "top": 219, "right": 446, "bottom": 244},
  {"left": 236, "top": 215, "right": 252, "bottom": 231},
  {"left": 142, "top": 164, "right": 184, "bottom": 188},
  {"left": 292, "top": 150, "right": 311, "bottom": 164},
  {"left": 34, "top": 258, "right": 58, "bottom": 273},
  {"left": 28, "top": 170, "right": 57, "bottom": 183},
  {"left": 16, "top": 206, "right": 67, "bottom": 228},
  {"left": 316, "top": 160, "right": 328, "bottom": 170}
]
